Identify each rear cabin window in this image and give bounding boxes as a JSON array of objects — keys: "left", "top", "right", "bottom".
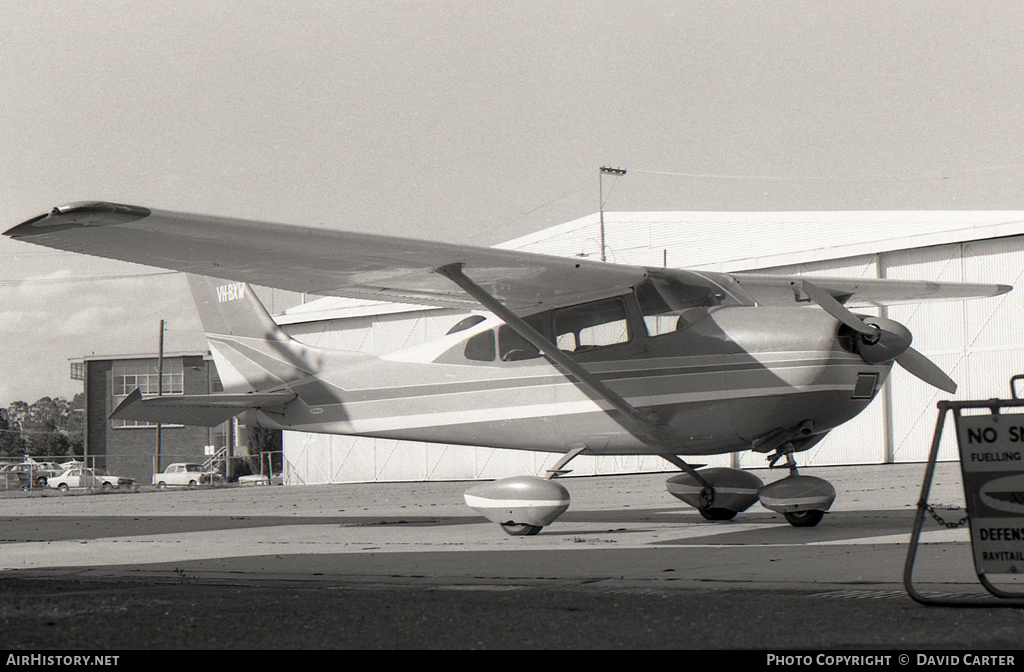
[
  {"left": 464, "top": 313, "right": 550, "bottom": 362},
  {"left": 447, "top": 315, "right": 486, "bottom": 335},
  {"left": 553, "top": 297, "right": 630, "bottom": 353},
  {"left": 497, "top": 324, "right": 539, "bottom": 361},
  {"left": 497, "top": 312, "right": 548, "bottom": 361},
  {"left": 464, "top": 329, "right": 496, "bottom": 361}
]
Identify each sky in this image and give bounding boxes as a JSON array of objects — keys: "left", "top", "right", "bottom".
[{"left": 3, "top": 1, "right": 1024, "bottom": 406}]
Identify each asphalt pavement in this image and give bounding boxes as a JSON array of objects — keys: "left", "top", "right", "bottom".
[{"left": 1, "top": 462, "right": 1023, "bottom": 651}]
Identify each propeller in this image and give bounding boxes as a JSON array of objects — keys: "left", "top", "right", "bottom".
[{"left": 800, "top": 280, "right": 957, "bottom": 394}]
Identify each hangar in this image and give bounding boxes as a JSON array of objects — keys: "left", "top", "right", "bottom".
[{"left": 276, "top": 210, "right": 1024, "bottom": 485}]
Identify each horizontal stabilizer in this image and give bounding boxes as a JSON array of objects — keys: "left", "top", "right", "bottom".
[{"left": 110, "top": 388, "right": 295, "bottom": 427}]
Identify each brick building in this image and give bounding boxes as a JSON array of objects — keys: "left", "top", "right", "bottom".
[{"left": 72, "top": 351, "right": 231, "bottom": 485}]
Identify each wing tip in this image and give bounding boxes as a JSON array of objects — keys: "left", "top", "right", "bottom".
[{"left": 5, "top": 202, "right": 151, "bottom": 238}]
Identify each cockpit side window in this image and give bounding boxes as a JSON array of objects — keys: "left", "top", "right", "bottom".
[{"left": 553, "top": 297, "right": 630, "bottom": 353}]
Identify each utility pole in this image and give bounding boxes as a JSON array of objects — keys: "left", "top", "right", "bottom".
[
  {"left": 155, "top": 319, "right": 164, "bottom": 473},
  {"left": 599, "top": 166, "right": 627, "bottom": 262}
]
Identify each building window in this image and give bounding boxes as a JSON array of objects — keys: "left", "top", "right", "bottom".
[{"left": 111, "top": 358, "right": 184, "bottom": 428}]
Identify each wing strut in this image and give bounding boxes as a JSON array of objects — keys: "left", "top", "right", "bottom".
[{"left": 433, "top": 262, "right": 711, "bottom": 492}]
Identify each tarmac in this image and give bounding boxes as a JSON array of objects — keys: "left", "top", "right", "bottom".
[{"left": 2, "top": 461, "right": 1024, "bottom": 650}]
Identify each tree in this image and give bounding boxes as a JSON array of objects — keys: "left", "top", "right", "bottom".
[
  {"left": 3, "top": 396, "right": 84, "bottom": 458},
  {"left": 0, "top": 408, "right": 23, "bottom": 457}
]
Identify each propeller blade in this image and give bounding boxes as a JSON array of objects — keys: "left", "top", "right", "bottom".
[
  {"left": 895, "top": 347, "right": 958, "bottom": 394},
  {"left": 800, "top": 280, "right": 879, "bottom": 337}
]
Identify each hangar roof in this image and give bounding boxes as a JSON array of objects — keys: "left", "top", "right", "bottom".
[{"left": 70, "top": 350, "right": 211, "bottom": 363}]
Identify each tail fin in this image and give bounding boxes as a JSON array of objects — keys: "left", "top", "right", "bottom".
[{"left": 186, "top": 274, "right": 314, "bottom": 393}]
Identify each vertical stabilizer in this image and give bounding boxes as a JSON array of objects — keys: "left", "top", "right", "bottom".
[{"left": 186, "top": 274, "right": 314, "bottom": 393}]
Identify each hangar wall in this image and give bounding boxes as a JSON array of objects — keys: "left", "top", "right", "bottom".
[{"left": 280, "top": 211, "right": 1024, "bottom": 484}]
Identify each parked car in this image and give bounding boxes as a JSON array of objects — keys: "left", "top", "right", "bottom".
[
  {"left": 48, "top": 466, "right": 135, "bottom": 492},
  {"left": 152, "top": 463, "right": 219, "bottom": 488},
  {"left": 0, "top": 464, "right": 23, "bottom": 489},
  {"left": 238, "top": 473, "right": 270, "bottom": 486},
  {"left": 3, "top": 461, "right": 63, "bottom": 489},
  {"left": 92, "top": 468, "right": 136, "bottom": 491}
]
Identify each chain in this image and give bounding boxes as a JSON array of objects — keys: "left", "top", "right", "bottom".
[{"left": 924, "top": 503, "right": 970, "bottom": 529}]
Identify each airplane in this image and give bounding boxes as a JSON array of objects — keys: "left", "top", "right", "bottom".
[{"left": 4, "top": 201, "right": 1013, "bottom": 534}]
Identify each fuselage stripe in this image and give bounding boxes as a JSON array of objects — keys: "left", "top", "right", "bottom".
[{"left": 292, "top": 381, "right": 859, "bottom": 434}]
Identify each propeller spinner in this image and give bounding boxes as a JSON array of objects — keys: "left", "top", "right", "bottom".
[{"left": 800, "top": 280, "right": 957, "bottom": 394}]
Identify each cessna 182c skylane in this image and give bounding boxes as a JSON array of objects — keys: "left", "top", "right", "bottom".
[{"left": 5, "top": 202, "right": 1013, "bottom": 534}]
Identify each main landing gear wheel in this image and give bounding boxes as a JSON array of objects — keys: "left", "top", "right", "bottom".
[
  {"left": 783, "top": 510, "right": 825, "bottom": 527},
  {"left": 464, "top": 476, "right": 570, "bottom": 536},
  {"left": 500, "top": 522, "right": 543, "bottom": 536},
  {"left": 698, "top": 507, "right": 738, "bottom": 521}
]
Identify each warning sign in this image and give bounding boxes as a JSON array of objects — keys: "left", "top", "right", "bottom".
[{"left": 956, "top": 413, "right": 1024, "bottom": 575}]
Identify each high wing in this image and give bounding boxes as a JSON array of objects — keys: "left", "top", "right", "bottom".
[
  {"left": 728, "top": 272, "right": 1011, "bottom": 308},
  {"left": 4, "top": 202, "right": 645, "bottom": 313},
  {"left": 4, "top": 201, "right": 1011, "bottom": 312}
]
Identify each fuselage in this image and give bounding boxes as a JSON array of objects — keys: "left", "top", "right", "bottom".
[{"left": 245, "top": 297, "right": 891, "bottom": 457}]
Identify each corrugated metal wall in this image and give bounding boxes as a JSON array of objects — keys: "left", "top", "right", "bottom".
[{"left": 282, "top": 215, "right": 1024, "bottom": 484}]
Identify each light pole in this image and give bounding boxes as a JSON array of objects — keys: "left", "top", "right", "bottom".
[{"left": 599, "top": 166, "right": 626, "bottom": 262}]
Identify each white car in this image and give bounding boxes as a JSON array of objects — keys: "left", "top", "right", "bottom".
[
  {"left": 152, "top": 463, "right": 219, "bottom": 488},
  {"left": 48, "top": 467, "right": 135, "bottom": 492},
  {"left": 237, "top": 473, "right": 283, "bottom": 486}
]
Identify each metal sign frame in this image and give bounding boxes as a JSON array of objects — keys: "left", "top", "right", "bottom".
[{"left": 904, "top": 395, "right": 1024, "bottom": 607}]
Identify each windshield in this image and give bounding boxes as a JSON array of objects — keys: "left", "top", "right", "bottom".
[{"left": 635, "top": 272, "right": 734, "bottom": 337}]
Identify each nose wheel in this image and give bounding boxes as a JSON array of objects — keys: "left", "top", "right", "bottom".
[{"left": 760, "top": 447, "right": 835, "bottom": 527}]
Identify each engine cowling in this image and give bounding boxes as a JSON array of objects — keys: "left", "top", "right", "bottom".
[
  {"left": 463, "top": 476, "right": 570, "bottom": 528},
  {"left": 666, "top": 467, "right": 764, "bottom": 513}
]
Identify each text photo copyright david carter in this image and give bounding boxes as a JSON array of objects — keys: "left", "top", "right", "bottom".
[{"left": 766, "top": 654, "right": 1017, "bottom": 667}]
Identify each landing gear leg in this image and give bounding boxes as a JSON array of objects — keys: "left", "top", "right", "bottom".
[{"left": 546, "top": 446, "right": 589, "bottom": 479}]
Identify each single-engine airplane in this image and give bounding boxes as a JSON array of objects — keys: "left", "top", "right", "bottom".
[{"left": 5, "top": 202, "right": 1013, "bottom": 533}]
